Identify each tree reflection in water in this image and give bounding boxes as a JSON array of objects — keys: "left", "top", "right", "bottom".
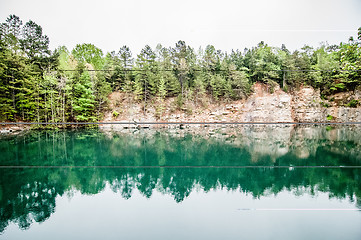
[{"left": 0, "top": 125, "right": 361, "bottom": 233}]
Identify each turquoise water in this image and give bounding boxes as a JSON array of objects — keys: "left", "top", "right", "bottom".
[{"left": 1, "top": 125, "right": 361, "bottom": 239}]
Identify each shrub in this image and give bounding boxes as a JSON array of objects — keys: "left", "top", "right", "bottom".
[
  {"left": 320, "top": 101, "right": 330, "bottom": 108},
  {"left": 112, "top": 110, "right": 119, "bottom": 118},
  {"left": 346, "top": 99, "right": 359, "bottom": 108}
]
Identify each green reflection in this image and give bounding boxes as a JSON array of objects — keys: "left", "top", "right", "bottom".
[
  {"left": 0, "top": 125, "right": 361, "bottom": 233},
  {"left": 1, "top": 167, "right": 361, "bottom": 233},
  {"left": 1, "top": 125, "right": 361, "bottom": 167}
]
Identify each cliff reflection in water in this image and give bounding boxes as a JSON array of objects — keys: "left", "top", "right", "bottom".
[
  {"left": 0, "top": 125, "right": 361, "bottom": 233},
  {"left": 1, "top": 125, "right": 361, "bottom": 167}
]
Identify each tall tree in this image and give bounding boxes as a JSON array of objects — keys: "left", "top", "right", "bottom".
[
  {"left": 244, "top": 41, "right": 282, "bottom": 86},
  {"left": 336, "top": 28, "right": 361, "bottom": 90},
  {"left": 72, "top": 43, "right": 104, "bottom": 70},
  {"left": 118, "top": 45, "right": 134, "bottom": 91},
  {"left": 71, "top": 63, "right": 97, "bottom": 122},
  {"left": 156, "top": 45, "right": 179, "bottom": 96},
  {"left": 1, "top": 15, "right": 23, "bottom": 54},
  {"left": 20, "top": 20, "right": 50, "bottom": 59},
  {"left": 171, "top": 41, "right": 194, "bottom": 98},
  {"left": 134, "top": 45, "right": 156, "bottom": 98}
]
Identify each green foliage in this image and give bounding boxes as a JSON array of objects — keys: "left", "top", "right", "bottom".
[
  {"left": 326, "top": 115, "right": 334, "bottom": 121},
  {"left": 0, "top": 14, "right": 360, "bottom": 123},
  {"left": 321, "top": 101, "right": 330, "bottom": 108},
  {"left": 112, "top": 110, "right": 119, "bottom": 118},
  {"left": 1, "top": 128, "right": 361, "bottom": 227},
  {"left": 330, "top": 83, "right": 346, "bottom": 92},
  {"left": 176, "top": 94, "right": 184, "bottom": 109},
  {"left": 71, "top": 66, "right": 97, "bottom": 122},
  {"left": 244, "top": 41, "right": 282, "bottom": 84},
  {"left": 20, "top": 20, "right": 50, "bottom": 59},
  {"left": 335, "top": 29, "right": 361, "bottom": 90},
  {"left": 227, "top": 64, "right": 250, "bottom": 99},
  {"left": 346, "top": 99, "right": 359, "bottom": 108},
  {"left": 72, "top": 43, "right": 104, "bottom": 70},
  {"left": 210, "top": 74, "right": 227, "bottom": 99},
  {"left": 325, "top": 125, "right": 334, "bottom": 131}
]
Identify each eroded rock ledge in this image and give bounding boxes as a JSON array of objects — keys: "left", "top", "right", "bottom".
[{"left": 102, "top": 83, "right": 361, "bottom": 124}]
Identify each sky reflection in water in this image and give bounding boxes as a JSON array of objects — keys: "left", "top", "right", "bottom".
[{"left": 1, "top": 125, "right": 361, "bottom": 239}]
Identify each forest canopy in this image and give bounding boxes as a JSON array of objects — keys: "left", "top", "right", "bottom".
[{"left": 0, "top": 14, "right": 360, "bottom": 122}]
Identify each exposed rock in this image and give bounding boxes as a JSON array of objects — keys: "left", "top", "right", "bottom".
[
  {"left": 239, "top": 83, "right": 293, "bottom": 122},
  {"left": 292, "top": 87, "right": 326, "bottom": 122},
  {"left": 100, "top": 83, "right": 361, "bottom": 125}
]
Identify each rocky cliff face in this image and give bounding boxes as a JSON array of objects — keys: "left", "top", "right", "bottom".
[
  {"left": 239, "top": 83, "right": 293, "bottom": 122},
  {"left": 292, "top": 86, "right": 361, "bottom": 122},
  {"left": 240, "top": 83, "right": 361, "bottom": 122},
  {"left": 103, "top": 83, "right": 361, "bottom": 123},
  {"left": 292, "top": 87, "right": 325, "bottom": 122}
]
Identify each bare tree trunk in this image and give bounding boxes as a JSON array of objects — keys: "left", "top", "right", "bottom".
[
  {"left": 10, "top": 71, "right": 16, "bottom": 114},
  {"left": 63, "top": 131, "right": 67, "bottom": 161},
  {"left": 181, "top": 81, "right": 184, "bottom": 99},
  {"left": 51, "top": 91, "right": 54, "bottom": 123},
  {"left": 62, "top": 92, "right": 65, "bottom": 123},
  {"left": 37, "top": 88, "right": 40, "bottom": 122},
  {"left": 97, "top": 102, "right": 100, "bottom": 120},
  {"left": 52, "top": 132, "right": 55, "bottom": 162},
  {"left": 283, "top": 71, "right": 286, "bottom": 89},
  {"left": 180, "top": 72, "right": 184, "bottom": 99},
  {"left": 44, "top": 91, "right": 47, "bottom": 123},
  {"left": 71, "top": 99, "right": 73, "bottom": 122},
  {"left": 144, "top": 76, "right": 147, "bottom": 115}
]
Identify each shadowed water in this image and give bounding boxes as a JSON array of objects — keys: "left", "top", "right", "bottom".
[{"left": 0, "top": 125, "right": 361, "bottom": 239}]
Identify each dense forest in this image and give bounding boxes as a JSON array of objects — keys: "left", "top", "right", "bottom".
[{"left": 0, "top": 14, "right": 360, "bottom": 122}]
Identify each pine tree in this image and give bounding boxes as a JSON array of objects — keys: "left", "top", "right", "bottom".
[
  {"left": 71, "top": 65, "right": 96, "bottom": 122},
  {"left": 20, "top": 20, "right": 50, "bottom": 59}
]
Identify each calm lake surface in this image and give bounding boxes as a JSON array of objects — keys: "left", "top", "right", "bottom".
[{"left": 1, "top": 125, "right": 361, "bottom": 239}]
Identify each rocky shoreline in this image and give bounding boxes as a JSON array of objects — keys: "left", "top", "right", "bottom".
[{"left": 0, "top": 125, "right": 31, "bottom": 134}]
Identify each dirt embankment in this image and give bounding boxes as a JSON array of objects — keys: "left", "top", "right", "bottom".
[{"left": 102, "top": 82, "right": 361, "bottom": 125}]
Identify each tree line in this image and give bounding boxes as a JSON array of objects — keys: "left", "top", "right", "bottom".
[{"left": 1, "top": 14, "right": 360, "bottom": 122}]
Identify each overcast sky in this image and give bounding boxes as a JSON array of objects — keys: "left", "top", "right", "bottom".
[{"left": 1, "top": 0, "right": 360, "bottom": 55}]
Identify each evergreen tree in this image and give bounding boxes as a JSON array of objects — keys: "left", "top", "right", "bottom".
[
  {"left": 244, "top": 41, "right": 282, "bottom": 85},
  {"left": 20, "top": 20, "right": 50, "bottom": 59},
  {"left": 134, "top": 45, "right": 157, "bottom": 100},
  {"left": 336, "top": 28, "right": 361, "bottom": 90},
  {"left": 71, "top": 63, "right": 96, "bottom": 122},
  {"left": 1, "top": 15, "right": 23, "bottom": 54},
  {"left": 171, "top": 41, "right": 194, "bottom": 98},
  {"left": 0, "top": 13, "right": 360, "bottom": 123},
  {"left": 156, "top": 45, "right": 179, "bottom": 96}
]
